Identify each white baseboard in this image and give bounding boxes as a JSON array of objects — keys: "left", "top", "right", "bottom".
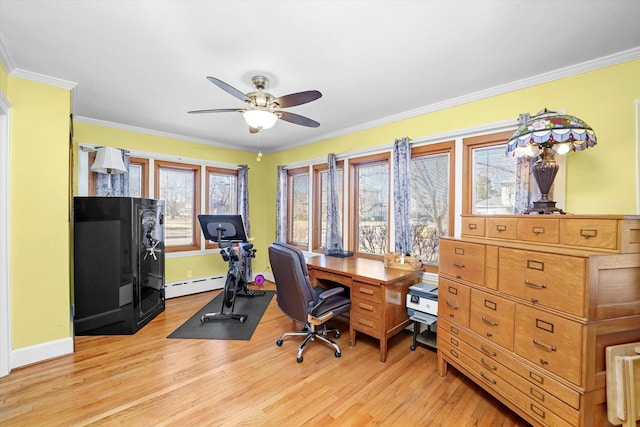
[
  {"left": 165, "top": 275, "right": 226, "bottom": 299},
  {"left": 11, "top": 337, "right": 73, "bottom": 369}
]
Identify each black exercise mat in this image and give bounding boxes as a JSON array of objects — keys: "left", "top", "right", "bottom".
[{"left": 167, "top": 290, "right": 274, "bottom": 340}]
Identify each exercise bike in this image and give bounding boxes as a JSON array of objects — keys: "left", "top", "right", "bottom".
[{"left": 197, "top": 215, "right": 265, "bottom": 324}]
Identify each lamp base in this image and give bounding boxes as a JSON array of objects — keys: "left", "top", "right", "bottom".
[{"left": 525, "top": 199, "right": 566, "bottom": 215}]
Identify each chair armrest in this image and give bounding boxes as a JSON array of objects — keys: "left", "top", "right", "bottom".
[{"left": 318, "top": 287, "right": 344, "bottom": 300}]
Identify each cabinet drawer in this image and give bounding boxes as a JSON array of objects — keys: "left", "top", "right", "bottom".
[
  {"left": 518, "top": 218, "right": 559, "bottom": 244},
  {"left": 498, "top": 248, "right": 586, "bottom": 317},
  {"left": 351, "top": 312, "right": 382, "bottom": 338},
  {"left": 438, "top": 317, "right": 580, "bottom": 409},
  {"left": 353, "top": 280, "right": 382, "bottom": 303},
  {"left": 461, "top": 216, "right": 485, "bottom": 237},
  {"left": 439, "top": 239, "right": 485, "bottom": 285},
  {"left": 352, "top": 296, "right": 382, "bottom": 319},
  {"left": 438, "top": 278, "right": 471, "bottom": 327},
  {"left": 514, "top": 304, "right": 583, "bottom": 386},
  {"left": 560, "top": 218, "right": 618, "bottom": 250},
  {"left": 470, "top": 289, "right": 515, "bottom": 351},
  {"left": 486, "top": 217, "right": 518, "bottom": 239}
]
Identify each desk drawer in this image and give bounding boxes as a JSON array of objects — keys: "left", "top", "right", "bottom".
[
  {"left": 352, "top": 296, "right": 382, "bottom": 319},
  {"left": 353, "top": 280, "right": 383, "bottom": 303},
  {"left": 560, "top": 218, "right": 618, "bottom": 250},
  {"left": 518, "top": 218, "right": 559, "bottom": 244},
  {"left": 462, "top": 216, "right": 486, "bottom": 237},
  {"left": 314, "top": 269, "right": 353, "bottom": 288},
  {"left": 351, "top": 312, "right": 382, "bottom": 338}
]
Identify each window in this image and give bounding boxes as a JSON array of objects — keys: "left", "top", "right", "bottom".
[
  {"left": 312, "top": 162, "right": 343, "bottom": 252},
  {"left": 155, "top": 160, "right": 201, "bottom": 251},
  {"left": 128, "top": 157, "right": 149, "bottom": 198},
  {"left": 206, "top": 167, "right": 238, "bottom": 215},
  {"left": 463, "top": 131, "right": 517, "bottom": 215},
  {"left": 350, "top": 153, "right": 389, "bottom": 258},
  {"left": 287, "top": 167, "right": 309, "bottom": 248},
  {"left": 410, "top": 142, "right": 454, "bottom": 265}
]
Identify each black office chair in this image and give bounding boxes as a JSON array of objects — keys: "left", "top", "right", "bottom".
[{"left": 268, "top": 242, "right": 350, "bottom": 363}]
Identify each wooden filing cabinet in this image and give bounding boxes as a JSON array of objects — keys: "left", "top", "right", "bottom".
[{"left": 438, "top": 214, "right": 640, "bottom": 427}]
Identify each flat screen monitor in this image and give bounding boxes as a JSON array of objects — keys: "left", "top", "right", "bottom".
[{"left": 198, "top": 214, "right": 248, "bottom": 243}]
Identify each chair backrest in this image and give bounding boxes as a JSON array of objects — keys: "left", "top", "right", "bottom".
[{"left": 268, "top": 242, "right": 317, "bottom": 324}]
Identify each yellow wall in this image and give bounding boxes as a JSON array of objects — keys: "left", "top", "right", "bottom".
[
  {"left": 7, "top": 76, "right": 72, "bottom": 349},
  {"left": 269, "top": 59, "right": 640, "bottom": 215},
  {"left": 4, "top": 57, "right": 640, "bottom": 356}
]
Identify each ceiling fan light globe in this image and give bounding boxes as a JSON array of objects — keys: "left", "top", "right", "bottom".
[{"left": 243, "top": 110, "right": 278, "bottom": 130}]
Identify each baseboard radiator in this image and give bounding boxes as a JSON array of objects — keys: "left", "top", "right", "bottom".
[{"left": 165, "top": 275, "right": 225, "bottom": 299}]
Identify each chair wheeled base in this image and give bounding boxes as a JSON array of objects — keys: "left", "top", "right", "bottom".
[{"left": 276, "top": 323, "right": 342, "bottom": 363}]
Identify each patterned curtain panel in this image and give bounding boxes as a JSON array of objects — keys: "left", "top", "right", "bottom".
[
  {"left": 325, "top": 153, "right": 343, "bottom": 252},
  {"left": 238, "top": 165, "right": 252, "bottom": 278},
  {"left": 392, "top": 137, "right": 412, "bottom": 255},
  {"left": 275, "top": 165, "right": 287, "bottom": 243},
  {"left": 95, "top": 149, "right": 130, "bottom": 197}
]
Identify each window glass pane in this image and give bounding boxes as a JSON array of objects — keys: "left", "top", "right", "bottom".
[
  {"left": 411, "top": 152, "right": 449, "bottom": 263},
  {"left": 128, "top": 164, "right": 142, "bottom": 198},
  {"left": 472, "top": 145, "right": 517, "bottom": 214},
  {"left": 208, "top": 172, "right": 237, "bottom": 214},
  {"left": 159, "top": 168, "right": 195, "bottom": 246},
  {"left": 357, "top": 163, "right": 388, "bottom": 255},
  {"left": 290, "top": 173, "right": 309, "bottom": 245},
  {"left": 318, "top": 169, "right": 342, "bottom": 248}
]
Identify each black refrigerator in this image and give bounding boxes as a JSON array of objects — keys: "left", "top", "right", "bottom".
[{"left": 73, "top": 197, "right": 165, "bottom": 335}]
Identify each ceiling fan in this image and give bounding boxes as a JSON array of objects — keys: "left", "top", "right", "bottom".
[{"left": 188, "top": 75, "right": 322, "bottom": 133}]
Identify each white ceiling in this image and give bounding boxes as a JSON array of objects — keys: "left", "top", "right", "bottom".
[{"left": 1, "top": 0, "right": 639, "bottom": 153}]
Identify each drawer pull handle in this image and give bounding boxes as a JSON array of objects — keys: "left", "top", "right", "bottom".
[
  {"left": 530, "top": 387, "right": 545, "bottom": 402},
  {"left": 452, "top": 262, "right": 465, "bottom": 269},
  {"left": 358, "top": 303, "right": 374, "bottom": 312},
  {"left": 445, "top": 300, "right": 458, "bottom": 310},
  {"left": 532, "top": 226, "right": 545, "bottom": 235},
  {"left": 480, "top": 371, "right": 497, "bottom": 384},
  {"left": 580, "top": 228, "right": 597, "bottom": 239},
  {"left": 482, "top": 315, "right": 498, "bottom": 327},
  {"left": 540, "top": 358, "right": 549, "bottom": 365},
  {"left": 524, "top": 279, "right": 546, "bottom": 289},
  {"left": 468, "top": 223, "right": 477, "bottom": 230},
  {"left": 533, "top": 338, "right": 556, "bottom": 352},
  {"left": 358, "top": 319, "right": 374, "bottom": 328},
  {"left": 480, "top": 345, "right": 497, "bottom": 357},
  {"left": 359, "top": 288, "right": 375, "bottom": 296},
  {"left": 496, "top": 225, "right": 507, "bottom": 232},
  {"left": 480, "top": 358, "right": 497, "bottom": 371}
]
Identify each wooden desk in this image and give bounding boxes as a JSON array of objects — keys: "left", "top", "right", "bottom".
[{"left": 306, "top": 255, "right": 421, "bottom": 362}]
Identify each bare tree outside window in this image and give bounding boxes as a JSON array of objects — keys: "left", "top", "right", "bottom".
[
  {"left": 357, "top": 162, "right": 388, "bottom": 255},
  {"left": 207, "top": 171, "right": 237, "bottom": 214},
  {"left": 289, "top": 172, "right": 309, "bottom": 246},
  {"left": 410, "top": 152, "right": 450, "bottom": 263},
  {"left": 158, "top": 167, "right": 196, "bottom": 247}
]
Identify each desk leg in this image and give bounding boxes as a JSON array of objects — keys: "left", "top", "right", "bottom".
[
  {"left": 380, "top": 339, "right": 388, "bottom": 362},
  {"left": 349, "top": 325, "right": 356, "bottom": 347}
]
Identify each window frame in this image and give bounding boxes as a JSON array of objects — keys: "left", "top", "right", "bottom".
[
  {"left": 154, "top": 159, "right": 201, "bottom": 252},
  {"left": 410, "top": 141, "right": 455, "bottom": 273},
  {"left": 462, "top": 130, "right": 515, "bottom": 215},
  {"left": 204, "top": 166, "right": 239, "bottom": 250},
  {"left": 286, "top": 166, "right": 310, "bottom": 250},
  {"left": 312, "top": 161, "right": 344, "bottom": 253},
  {"left": 128, "top": 156, "right": 149, "bottom": 198},
  {"left": 349, "top": 152, "right": 390, "bottom": 260}
]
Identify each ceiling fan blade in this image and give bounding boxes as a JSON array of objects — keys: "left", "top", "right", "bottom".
[
  {"left": 273, "top": 90, "right": 322, "bottom": 108},
  {"left": 277, "top": 111, "right": 320, "bottom": 128},
  {"left": 206, "top": 77, "right": 251, "bottom": 103},
  {"left": 187, "top": 108, "right": 245, "bottom": 114}
]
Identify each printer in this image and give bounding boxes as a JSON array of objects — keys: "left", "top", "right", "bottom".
[{"left": 406, "top": 282, "right": 438, "bottom": 349}]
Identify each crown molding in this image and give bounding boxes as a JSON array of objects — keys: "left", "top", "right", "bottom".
[
  {"left": 279, "top": 46, "right": 640, "bottom": 153},
  {"left": 10, "top": 68, "right": 77, "bottom": 90},
  {"left": 0, "top": 36, "right": 15, "bottom": 74},
  {"left": 73, "top": 116, "right": 243, "bottom": 151}
]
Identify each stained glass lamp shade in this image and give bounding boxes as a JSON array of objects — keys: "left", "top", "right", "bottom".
[{"left": 505, "top": 109, "right": 597, "bottom": 214}]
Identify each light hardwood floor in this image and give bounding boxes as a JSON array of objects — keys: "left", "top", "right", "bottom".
[{"left": 0, "top": 283, "right": 530, "bottom": 426}]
